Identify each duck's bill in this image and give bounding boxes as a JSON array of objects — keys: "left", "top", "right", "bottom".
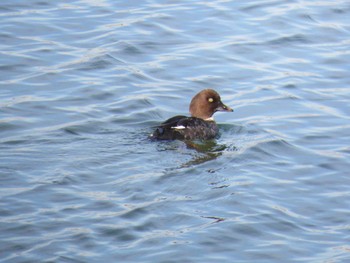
[{"left": 216, "top": 102, "right": 233, "bottom": 112}]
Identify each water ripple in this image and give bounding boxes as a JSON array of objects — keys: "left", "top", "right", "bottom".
[{"left": 1, "top": 0, "right": 350, "bottom": 262}]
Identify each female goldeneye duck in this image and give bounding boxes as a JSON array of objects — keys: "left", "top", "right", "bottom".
[{"left": 150, "top": 89, "right": 233, "bottom": 140}]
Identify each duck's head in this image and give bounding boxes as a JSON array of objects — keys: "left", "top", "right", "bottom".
[{"left": 189, "top": 89, "right": 233, "bottom": 120}]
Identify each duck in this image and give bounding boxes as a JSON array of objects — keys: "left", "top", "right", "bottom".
[{"left": 150, "top": 89, "right": 233, "bottom": 140}]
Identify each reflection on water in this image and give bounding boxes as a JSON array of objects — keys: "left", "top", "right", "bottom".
[
  {"left": 153, "top": 129, "right": 239, "bottom": 168},
  {"left": 181, "top": 139, "right": 230, "bottom": 167}
]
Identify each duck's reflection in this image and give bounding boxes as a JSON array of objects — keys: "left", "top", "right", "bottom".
[{"left": 179, "top": 140, "right": 228, "bottom": 167}]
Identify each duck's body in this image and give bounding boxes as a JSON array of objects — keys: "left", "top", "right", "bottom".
[
  {"left": 151, "top": 115, "right": 219, "bottom": 140},
  {"left": 150, "top": 89, "right": 233, "bottom": 141}
]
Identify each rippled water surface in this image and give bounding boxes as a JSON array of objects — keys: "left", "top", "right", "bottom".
[{"left": 1, "top": 0, "right": 350, "bottom": 262}]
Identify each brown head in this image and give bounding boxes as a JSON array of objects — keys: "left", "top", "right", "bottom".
[{"left": 189, "top": 89, "right": 233, "bottom": 120}]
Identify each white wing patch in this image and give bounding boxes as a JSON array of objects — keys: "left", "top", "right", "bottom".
[{"left": 171, "top": 125, "right": 186, "bottom": 130}]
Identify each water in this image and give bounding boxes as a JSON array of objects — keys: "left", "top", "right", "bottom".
[{"left": 1, "top": 0, "right": 350, "bottom": 262}]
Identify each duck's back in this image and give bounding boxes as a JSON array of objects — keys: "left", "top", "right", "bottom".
[{"left": 150, "top": 115, "right": 218, "bottom": 140}]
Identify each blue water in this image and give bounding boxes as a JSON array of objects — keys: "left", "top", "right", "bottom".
[{"left": 1, "top": 0, "right": 350, "bottom": 262}]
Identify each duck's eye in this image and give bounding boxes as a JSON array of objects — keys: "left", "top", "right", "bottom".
[{"left": 208, "top": 98, "right": 214, "bottom": 103}]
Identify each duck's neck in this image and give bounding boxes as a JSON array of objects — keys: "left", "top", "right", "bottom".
[{"left": 204, "top": 117, "right": 215, "bottom": 121}]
